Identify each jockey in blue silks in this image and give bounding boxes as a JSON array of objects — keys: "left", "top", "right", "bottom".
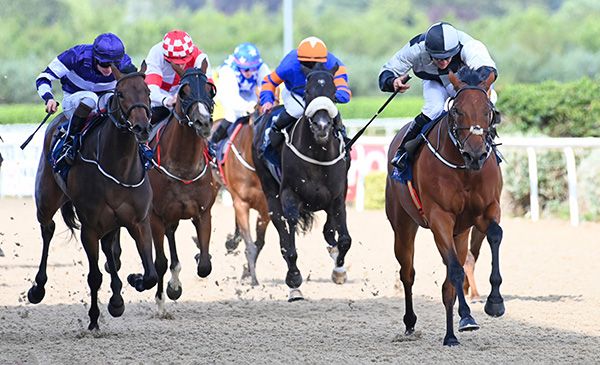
[
  {"left": 209, "top": 42, "right": 271, "bottom": 147},
  {"left": 35, "top": 33, "right": 134, "bottom": 164},
  {"left": 260, "top": 36, "right": 352, "bottom": 148}
]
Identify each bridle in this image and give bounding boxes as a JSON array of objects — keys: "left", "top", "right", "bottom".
[
  {"left": 105, "top": 72, "right": 152, "bottom": 132},
  {"left": 445, "top": 85, "right": 495, "bottom": 157},
  {"left": 172, "top": 68, "right": 216, "bottom": 127}
]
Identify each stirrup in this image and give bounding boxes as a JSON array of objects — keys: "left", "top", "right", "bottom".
[{"left": 390, "top": 150, "right": 407, "bottom": 170}]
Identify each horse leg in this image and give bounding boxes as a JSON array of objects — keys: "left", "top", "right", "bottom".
[
  {"left": 279, "top": 189, "right": 303, "bottom": 301},
  {"left": 28, "top": 179, "right": 63, "bottom": 304},
  {"left": 151, "top": 216, "right": 170, "bottom": 314},
  {"left": 126, "top": 218, "right": 158, "bottom": 292},
  {"left": 233, "top": 199, "right": 259, "bottom": 285},
  {"left": 104, "top": 229, "right": 122, "bottom": 273},
  {"left": 165, "top": 223, "right": 184, "bottom": 300},
  {"left": 326, "top": 198, "right": 352, "bottom": 284},
  {"left": 100, "top": 229, "right": 124, "bottom": 318},
  {"left": 484, "top": 220, "right": 505, "bottom": 317},
  {"left": 464, "top": 227, "right": 485, "bottom": 302},
  {"left": 193, "top": 211, "right": 213, "bottom": 278},
  {"left": 254, "top": 198, "right": 270, "bottom": 258},
  {"left": 430, "top": 213, "right": 477, "bottom": 346},
  {"left": 80, "top": 226, "right": 103, "bottom": 330}
]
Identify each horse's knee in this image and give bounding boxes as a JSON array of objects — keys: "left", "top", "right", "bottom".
[{"left": 487, "top": 221, "right": 502, "bottom": 245}]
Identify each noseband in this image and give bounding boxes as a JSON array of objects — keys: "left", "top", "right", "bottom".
[
  {"left": 303, "top": 70, "right": 337, "bottom": 125},
  {"left": 106, "top": 72, "right": 152, "bottom": 132},
  {"left": 173, "top": 68, "right": 216, "bottom": 127},
  {"left": 445, "top": 86, "right": 495, "bottom": 156}
]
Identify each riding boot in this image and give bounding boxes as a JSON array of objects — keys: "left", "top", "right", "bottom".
[
  {"left": 150, "top": 106, "right": 171, "bottom": 125},
  {"left": 268, "top": 110, "right": 295, "bottom": 148},
  {"left": 63, "top": 103, "right": 93, "bottom": 165},
  {"left": 390, "top": 113, "right": 430, "bottom": 170},
  {"left": 208, "top": 120, "right": 232, "bottom": 158}
]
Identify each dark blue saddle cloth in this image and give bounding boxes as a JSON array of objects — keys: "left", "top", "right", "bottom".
[{"left": 254, "top": 106, "right": 285, "bottom": 183}]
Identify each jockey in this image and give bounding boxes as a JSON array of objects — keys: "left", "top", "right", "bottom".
[
  {"left": 379, "top": 21, "right": 498, "bottom": 171},
  {"left": 260, "top": 36, "right": 351, "bottom": 148},
  {"left": 145, "top": 29, "right": 212, "bottom": 124},
  {"left": 35, "top": 33, "right": 134, "bottom": 165},
  {"left": 209, "top": 42, "right": 271, "bottom": 147}
]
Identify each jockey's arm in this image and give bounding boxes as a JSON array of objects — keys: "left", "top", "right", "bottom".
[
  {"left": 260, "top": 71, "right": 284, "bottom": 113},
  {"left": 333, "top": 64, "right": 351, "bottom": 103}
]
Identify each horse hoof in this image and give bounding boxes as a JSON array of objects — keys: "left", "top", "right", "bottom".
[
  {"left": 485, "top": 298, "right": 505, "bottom": 317},
  {"left": 225, "top": 234, "right": 240, "bottom": 252},
  {"left": 127, "top": 274, "right": 145, "bottom": 292},
  {"left": 108, "top": 300, "right": 125, "bottom": 317},
  {"left": 458, "top": 315, "right": 480, "bottom": 332},
  {"left": 27, "top": 285, "right": 45, "bottom": 304},
  {"left": 327, "top": 245, "right": 339, "bottom": 261},
  {"left": 331, "top": 267, "right": 347, "bottom": 284},
  {"left": 288, "top": 288, "right": 304, "bottom": 302},
  {"left": 197, "top": 260, "right": 212, "bottom": 278},
  {"left": 166, "top": 283, "right": 182, "bottom": 301},
  {"left": 87, "top": 322, "right": 100, "bottom": 331},
  {"left": 443, "top": 335, "right": 460, "bottom": 346}
]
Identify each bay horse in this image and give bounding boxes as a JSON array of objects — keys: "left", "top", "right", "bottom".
[
  {"left": 386, "top": 67, "right": 504, "bottom": 346},
  {"left": 147, "top": 60, "right": 219, "bottom": 313},
  {"left": 28, "top": 63, "right": 156, "bottom": 330},
  {"left": 212, "top": 109, "right": 270, "bottom": 286},
  {"left": 252, "top": 62, "right": 351, "bottom": 301}
]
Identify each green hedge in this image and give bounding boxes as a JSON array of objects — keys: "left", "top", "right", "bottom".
[
  {"left": 0, "top": 104, "right": 47, "bottom": 124},
  {"left": 497, "top": 77, "right": 600, "bottom": 137}
]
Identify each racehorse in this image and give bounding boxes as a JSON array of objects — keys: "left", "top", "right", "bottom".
[
  {"left": 252, "top": 62, "right": 351, "bottom": 301},
  {"left": 28, "top": 63, "right": 156, "bottom": 330},
  {"left": 386, "top": 67, "right": 504, "bottom": 346},
  {"left": 147, "top": 60, "right": 219, "bottom": 313},
  {"left": 212, "top": 109, "right": 270, "bottom": 286}
]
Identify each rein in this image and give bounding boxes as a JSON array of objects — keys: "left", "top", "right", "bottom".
[
  {"left": 282, "top": 118, "right": 346, "bottom": 166},
  {"left": 79, "top": 72, "right": 149, "bottom": 188},
  {"left": 422, "top": 86, "right": 494, "bottom": 170}
]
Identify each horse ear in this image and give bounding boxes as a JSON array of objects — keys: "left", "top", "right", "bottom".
[
  {"left": 200, "top": 58, "right": 208, "bottom": 74},
  {"left": 111, "top": 64, "right": 122, "bottom": 80},
  {"left": 301, "top": 64, "right": 311, "bottom": 76},
  {"left": 140, "top": 60, "right": 147, "bottom": 74},
  {"left": 448, "top": 71, "right": 463, "bottom": 90},
  {"left": 482, "top": 71, "right": 495, "bottom": 90},
  {"left": 331, "top": 63, "right": 339, "bottom": 75}
]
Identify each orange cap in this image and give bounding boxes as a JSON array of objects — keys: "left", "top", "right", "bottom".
[{"left": 297, "top": 36, "right": 327, "bottom": 62}]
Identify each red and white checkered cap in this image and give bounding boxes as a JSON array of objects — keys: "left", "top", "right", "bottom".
[{"left": 162, "top": 30, "right": 195, "bottom": 64}]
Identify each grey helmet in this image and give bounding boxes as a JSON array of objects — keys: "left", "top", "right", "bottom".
[{"left": 425, "top": 22, "right": 461, "bottom": 59}]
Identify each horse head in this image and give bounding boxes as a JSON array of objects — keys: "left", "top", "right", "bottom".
[
  {"left": 109, "top": 62, "right": 152, "bottom": 142},
  {"left": 173, "top": 59, "right": 215, "bottom": 138},
  {"left": 447, "top": 67, "right": 496, "bottom": 170},
  {"left": 302, "top": 62, "right": 339, "bottom": 145}
]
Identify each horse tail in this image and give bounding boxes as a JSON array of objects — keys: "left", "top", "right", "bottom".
[
  {"left": 297, "top": 209, "right": 315, "bottom": 234},
  {"left": 60, "top": 201, "right": 80, "bottom": 235}
]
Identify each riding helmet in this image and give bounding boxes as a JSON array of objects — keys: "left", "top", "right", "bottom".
[
  {"left": 233, "top": 43, "right": 263, "bottom": 70},
  {"left": 297, "top": 36, "right": 328, "bottom": 62},
  {"left": 162, "top": 30, "right": 196, "bottom": 64},
  {"left": 93, "top": 33, "right": 125, "bottom": 64},
  {"left": 425, "top": 22, "right": 461, "bottom": 59}
]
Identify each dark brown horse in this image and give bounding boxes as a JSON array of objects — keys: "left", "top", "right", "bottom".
[
  {"left": 28, "top": 63, "right": 156, "bottom": 330},
  {"left": 212, "top": 110, "right": 270, "bottom": 286},
  {"left": 147, "top": 60, "right": 219, "bottom": 314},
  {"left": 253, "top": 63, "right": 352, "bottom": 301},
  {"left": 386, "top": 67, "right": 504, "bottom": 346}
]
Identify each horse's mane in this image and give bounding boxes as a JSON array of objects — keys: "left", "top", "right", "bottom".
[
  {"left": 120, "top": 64, "right": 138, "bottom": 74},
  {"left": 455, "top": 66, "right": 492, "bottom": 87}
]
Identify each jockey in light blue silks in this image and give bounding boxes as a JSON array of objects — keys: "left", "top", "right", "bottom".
[
  {"left": 209, "top": 42, "right": 271, "bottom": 147},
  {"left": 35, "top": 33, "right": 134, "bottom": 164}
]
